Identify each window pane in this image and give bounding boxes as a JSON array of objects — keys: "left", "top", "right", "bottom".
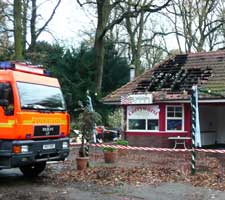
[
  {"left": 147, "top": 119, "right": 159, "bottom": 130},
  {"left": 167, "top": 111, "right": 174, "bottom": 117},
  {"left": 129, "top": 119, "right": 146, "bottom": 130},
  {"left": 175, "top": 107, "right": 182, "bottom": 112},
  {"left": 167, "top": 107, "right": 174, "bottom": 112},
  {"left": 167, "top": 119, "right": 182, "bottom": 130},
  {"left": 175, "top": 112, "right": 182, "bottom": 118}
]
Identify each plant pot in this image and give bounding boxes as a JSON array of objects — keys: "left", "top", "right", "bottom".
[
  {"left": 76, "top": 157, "right": 89, "bottom": 170},
  {"left": 103, "top": 151, "right": 117, "bottom": 163}
]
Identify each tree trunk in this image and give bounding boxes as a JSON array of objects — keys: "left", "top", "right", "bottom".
[
  {"left": 126, "top": 5, "right": 145, "bottom": 76},
  {"left": 94, "top": 0, "right": 110, "bottom": 92},
  {"left": 92, "top": 0, "right": 171, "bottom": 90},
  {"left": 30, "top": 0, "right": 37, "bottom": 52},
  {"left": 14, "top": 0, "right": 23, "bottom": 60},
  {"left": 22, "top": 0, "right": 29, "bottom": 55},
  {"left": 94, "top": 36, "right": 105, "bottom": 93},
  {"left": 135, "top": 9, "right": 144, "bottom": 76}
]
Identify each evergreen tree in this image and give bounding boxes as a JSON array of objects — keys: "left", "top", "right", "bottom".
[{"left": 26, "top": 40, "right": 129, "bottom": 123}]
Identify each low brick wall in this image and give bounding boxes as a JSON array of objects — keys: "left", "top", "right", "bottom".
[{"left": 127, "top": 135, "right": 174, "bottom": 148}]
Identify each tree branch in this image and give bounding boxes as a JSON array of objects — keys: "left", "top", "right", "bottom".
[
  {"left": 100, "top": 0, "right": 171, "bottom": 39},
  {"left": 77, "top": 0, "right": 96, "bottom": 7},
  {"left": 36, "top": 0, "right": 61, "bottom": 38}
]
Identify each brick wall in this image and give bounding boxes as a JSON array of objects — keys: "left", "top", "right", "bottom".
[{"left": 127, "top": 135, "right": 174, "bottom": 148}]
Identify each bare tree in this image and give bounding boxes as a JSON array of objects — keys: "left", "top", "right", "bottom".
[
  {"left": 124, "top": 0, "right": 149, "bottom": 75},
  {"left": 0, "top": 0, "right": 11, "bottom": 53},
  {"left": 142, "top": 35, "right": 168, "bottom": 69},
  {"left": 215, "top": 1, "right": 225, "bottom": 49},
  {"left": 167, "top": 0, "right": 225, "bottom": 52},
  {"left": 29, "top": 0, "right": 61, "bottom": 52},
  {"left": 2, "top": 0, "right": 61, "bottom": 59},
  {"left": 77, "top": 0, "right": 171, "bottom": 92}
]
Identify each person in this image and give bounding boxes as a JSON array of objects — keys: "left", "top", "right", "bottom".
[{"left": 96, "top": 126, "right": 104, "bottom": 143}]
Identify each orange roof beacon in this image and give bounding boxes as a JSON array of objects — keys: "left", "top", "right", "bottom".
[{"left": 0, "top": 61, "right": 70, "bottom": 176}]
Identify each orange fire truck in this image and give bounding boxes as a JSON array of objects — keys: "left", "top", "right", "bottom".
[{"left": 0, "top": 61, "right": 70, "bottom": 176}]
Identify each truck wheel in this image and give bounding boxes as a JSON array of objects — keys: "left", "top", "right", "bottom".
[{"left": 19, "top": 162, "right": 46, "bottom": 177}]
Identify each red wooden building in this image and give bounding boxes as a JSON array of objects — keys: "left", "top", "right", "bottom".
[{"left": 103, "top": 51, "right": 225, "bottom": 148}]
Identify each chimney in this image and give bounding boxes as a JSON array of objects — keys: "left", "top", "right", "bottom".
[{"left": 130, "top": 64, "right": 135, "bottom": 81}]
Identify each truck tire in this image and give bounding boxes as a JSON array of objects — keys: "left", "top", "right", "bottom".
[{"left": 19, "top": 162, "right": 46, "bottom": 177}]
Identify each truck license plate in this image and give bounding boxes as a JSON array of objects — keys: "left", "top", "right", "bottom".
[{"left": 43, "top": 144, "right": 55, "bottom": 150}]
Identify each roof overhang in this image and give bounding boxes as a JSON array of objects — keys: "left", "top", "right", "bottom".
[{"left": 103, "top": 98, "right": 225, "bottom": 105}]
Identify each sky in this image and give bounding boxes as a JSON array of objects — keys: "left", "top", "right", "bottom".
[
  {"left": 38, "top": 0, "right": 94, "bottom": 46},
  {"left": 38, "top": 0, "right": 181, "bottom": 51}
]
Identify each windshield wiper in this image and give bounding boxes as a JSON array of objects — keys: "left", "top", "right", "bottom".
[
  {"left": 22, "top": 104, "right": 66, "bottom": 112},
  {"left": 22, "top": 104, "right": 48, "bottom": 110},
  {"left": 22, "top": 104, "right": 36, "bottom": 109},
  {"left": 47, "top": 107, "right": 66, "bottom": 112}
]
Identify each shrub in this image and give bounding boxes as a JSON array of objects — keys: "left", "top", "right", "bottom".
[
  {"left": 116, "top": 140, "right": 128, "bottom": 146},
  {"left": 107, "top": 108, "right": 122, "bottom": 128},
  {"left": 103, "top": 146, "right": 117, "bottom": 152}
]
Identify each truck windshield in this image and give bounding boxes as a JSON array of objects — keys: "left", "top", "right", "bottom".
[{"left": 17, "top": 82, "right": 66, "bottom": 111}]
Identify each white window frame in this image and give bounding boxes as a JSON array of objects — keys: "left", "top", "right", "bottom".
[{"left": 166, "top": 105, "right": 184, "bottom": 132}]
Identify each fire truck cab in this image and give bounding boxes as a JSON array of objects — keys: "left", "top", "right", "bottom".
[{"left": 0, "top": 61, "right": 70, "bottom": 176}]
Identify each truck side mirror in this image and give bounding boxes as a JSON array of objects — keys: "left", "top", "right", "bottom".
[{"left": 66, "top": 93, "right": 72, "bottom": 108}]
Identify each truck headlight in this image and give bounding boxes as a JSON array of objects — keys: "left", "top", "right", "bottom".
[
  {"left": 21, "top": 145, "right": 29, "bottom": 153},
  {"left": 62, "top": 142, "right": 69, "bottom": 149},
  {"left": 13, "top": 145, "right": 29, "bottom": 154}
]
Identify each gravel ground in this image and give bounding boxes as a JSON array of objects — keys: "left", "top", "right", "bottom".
[
  {"left": 0, "top": 172, "right": 225, "bottom": 200},
  {"left": 0, "top": 146, "right": 225, "bottom": 200}
]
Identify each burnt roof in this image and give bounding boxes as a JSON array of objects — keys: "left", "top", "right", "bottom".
[{"left": 103, "top": 50, "right": 225, "bottom": 104}]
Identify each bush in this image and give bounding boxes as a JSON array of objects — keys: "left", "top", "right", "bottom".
[
  {"left": 107, "top": 108, "right": 122, "bottom": 128},
  {"left": 103, "top": 146, "right": 117, "bottom": 152},
  {"left": 116, "top": 140, "right": 128, "bottom": 146}
]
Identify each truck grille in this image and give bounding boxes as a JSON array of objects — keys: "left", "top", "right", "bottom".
[{"left": 34, "top": 125, "right": 60, "bottom": 137}]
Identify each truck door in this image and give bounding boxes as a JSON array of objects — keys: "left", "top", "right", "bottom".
[{"left": 0, "top": 82, "right": 16, "bottom": 135}]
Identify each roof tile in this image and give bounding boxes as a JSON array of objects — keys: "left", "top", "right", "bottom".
[{"left": 103, "top": 50, "right": 225, "bottom": 104}]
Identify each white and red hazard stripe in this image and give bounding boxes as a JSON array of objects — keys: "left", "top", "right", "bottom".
[{"left": 70, "top": 143, "right": 225, "bottom": 154}]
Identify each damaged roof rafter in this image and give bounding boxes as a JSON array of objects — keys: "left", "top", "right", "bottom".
[
  {"left": 133, "top": 57, "right": 213, "bottom": 93},
  {"left": 103, "top": 50, "right": 225, "bottom": 103}
]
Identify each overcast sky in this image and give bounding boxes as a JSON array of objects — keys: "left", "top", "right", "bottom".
[
  {"left": 38, "top": 0, "right": 180, "bottom": 50},
  {"left": 38, "top": 0, "right": 93, "bottom": 46}
]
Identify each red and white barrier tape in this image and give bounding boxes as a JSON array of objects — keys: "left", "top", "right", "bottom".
[
  {"left": 195, "top": 149, "right": 225, "bottom": 154},
  {"left": 92, "top": 144, "right": 190, "bottom": 152},
  {"left": 71, "top": 143, "right": 225, "bottom": 154}
]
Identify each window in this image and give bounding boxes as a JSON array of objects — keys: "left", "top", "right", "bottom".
[
  {"left": 147, "top": 119, "right": 158, "bottom": 130},
  {"left": 166, "top": 106, "right": 183, "bottom": 131},
  {"left": 127, "top": 105, "right": 159, "bottom": 131},
  {"left": 0, "top": 82, "right": 14, "bottom": 116},
  {"left": 17, "top": 82, "right": 66, "bottom": 111},
  {"left": 129, "top": 119, "right": 145, "bottom": 130}
]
